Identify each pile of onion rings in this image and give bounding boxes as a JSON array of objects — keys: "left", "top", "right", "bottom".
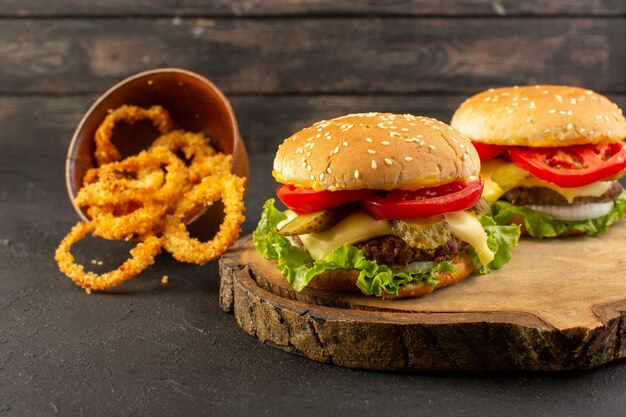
[{"left": 55, "top": 105, "right": 246, "bottom": 293}]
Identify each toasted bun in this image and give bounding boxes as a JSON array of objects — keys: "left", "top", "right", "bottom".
[
  {"left": 451, "top": 85, "right": 626, "bottom": 147},
  {"left": 273, "top": 113, "right": 479, "bottom": 191},
  {"left": 307, "top": 252, "right": 475, "bottom": 299}
]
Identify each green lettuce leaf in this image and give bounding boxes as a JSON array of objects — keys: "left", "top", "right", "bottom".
[
  {"left": 253, "top": 199, "right": 518, "bottom": 296},
  {"left": 468, "top": 214, "right": 521, "bottom": 274},
  {"left": 490, "top": 191, "right": 626, "bottom": 238}
]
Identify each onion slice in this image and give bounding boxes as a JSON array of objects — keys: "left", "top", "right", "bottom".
[
  {"left": 401, "top": 261, "right": 436, "bottom": 273},
  {"left": 525, "top": 201, "right": 614, "bottom": 221}
]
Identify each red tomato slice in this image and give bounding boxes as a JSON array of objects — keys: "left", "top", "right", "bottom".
[
  {"left": 507, "top": 142, "right": 626, "bottom": 188},
  {"left": 472, "top": 142, "right": 509, "bottom": 160},
  {"left": 361, "top": 180, "right": 484, "bottom": 220},
  {"left": 276, "top": 185, "right": 374, "bottom": 214}
]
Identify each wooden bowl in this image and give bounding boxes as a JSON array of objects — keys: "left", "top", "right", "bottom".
[{"left": 65, "top": 68, "right": 249, "bottom": 237}]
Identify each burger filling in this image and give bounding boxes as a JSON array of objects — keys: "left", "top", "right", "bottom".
[
  {"left": 254, "top": 198, "right": 520, "bottom": 297},
  {"left": 480, "top": 156, "right": 626, "bottom": 237}
]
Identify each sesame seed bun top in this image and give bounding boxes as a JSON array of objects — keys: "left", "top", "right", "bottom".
[
  {"left": 272, "top": 113, "right": 480, "bottom": 191},
  {"left": 451, "top": 85, "right": 626, "bottom": 147}
]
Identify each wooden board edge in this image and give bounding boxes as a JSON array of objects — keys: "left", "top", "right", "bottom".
[{"left": 219, "top": 235, "right": 626, "bottom": 371}]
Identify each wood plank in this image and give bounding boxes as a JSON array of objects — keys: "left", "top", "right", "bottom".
[
  {"left": 219, "top": 232, "right": 626, "bottom": 371},
  {"left": 3, "top": 0, "right": 625, "bottom": 17},
  {"left": 1, "top": 18, "right": 624, "bottom": 95},
  {"left": 2, "top": 94, "right": 626, "bottom": 155}
]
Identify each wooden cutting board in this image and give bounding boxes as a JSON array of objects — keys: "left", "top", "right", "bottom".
[{"left": 219, "top": 221, "right": 626, "bottom": 371}]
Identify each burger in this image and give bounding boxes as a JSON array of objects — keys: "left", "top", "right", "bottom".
[
  {"left": 451, "top": 86, "right": 626, "bottom": 238},
  {"left": 253, "top": 113, "right": 520, "bottom": 299}
]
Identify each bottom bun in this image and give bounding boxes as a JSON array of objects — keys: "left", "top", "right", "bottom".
[{"left": 307, "top": 252, "right": 476, "bottom": 299}]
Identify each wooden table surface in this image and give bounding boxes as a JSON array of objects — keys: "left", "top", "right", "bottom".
[{"left": 1, "top": 1, "right": 625, "bottom": 416}]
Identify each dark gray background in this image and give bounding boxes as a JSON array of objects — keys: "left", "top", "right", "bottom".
[{"left": 1, "top": 1, "right": 626, "bottom": 416}]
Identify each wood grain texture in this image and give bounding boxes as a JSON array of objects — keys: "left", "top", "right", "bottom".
[
  {"left": 3, "top": 95, "right": 626, "bottom": 156},
  {"left": 1, "top": 18, "right": 624, "bottom": 95},
  {"left": 219, "top": 225, "right": 626, "bottom": 371},
  {"left": 4, "top": 0, "right": 625, "bottom": 17}
]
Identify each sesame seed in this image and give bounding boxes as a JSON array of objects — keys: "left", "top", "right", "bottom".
[
  {"left": 555, "top": 94, "right": 563, "bottom": 102},
  {"left": 530, "top": 102, "right": 536, "bottom": 109},
  {"left": 306, "top": 151, "right": 311, "bottom": 157},
  {"left": 404, "top": 156, "right": 413, "bottom": 162},
  {"left": 542, "top": 90, "right": 549, "bottom": 95},
  {"left": 354, "top": 170, "right": 360, "bottom": 179},
  {"left": 405, "top": 138, "right": 414, "bottom": 143},
  {"left": 567, "top": 123, "right": 573, "bottom": 130},
  {"left": 588, "top": 130, "right": 595, "bottom": 135},
  {"left": 608, "top": 129, "right": 613, "bottom": 136},
  {"left": 333, "top": 146, "right": 340, "bottom": 154},
  {"left": 342, "top": 141, "right": 349, "bottom": 147},
  {"left": 307, "top": 165, "right": 312, "bottom": 172},
  {"left": 571, "top": 99, "right": 577, "bottom": 104},
  {"left": 384, "top": 158, "right": 393, "bottom": 166},
  {"left": 326, "top": 167, "right": 333, "bottom": 174},
  {"left": 319, "top": 173, "right": 325, "bottom": 181},
  {"left": 416, "top": 134, "right": 423, "bottom": 138},
  {"left": 484, "top": 97, "right": 492, "bottom": 102},
  {"left": 389, "top": 131, "right": 401, "bottom": 137},
  {"left": 309, "top": 174, "right": 315, "bottom": 180},
  {"left": 451, "top": 137, "right": 458, "bottom": 143},
  {"left": 567, "top": 110, "right": 572, "bottom": 116},
  {"left": 512, "top": 102, "right": 519, "bottom": 106},
  {"left": 580, "top": 128, "right": 586, "bottom": 133},
  {"left": 429, "top": 145, "right": 436, "bottom": 151},
  {"left": 548, "top": 109, "right": 556, "bottom": 114},
  {"left": 506, "top": 109, "right": 514, "bottom": 114},
  {"left": 432, "top": 126, "right": 440, "bottom": 131},
  {"left": 462, "top": 153, "right": 469, "bottom": 160},
  {"left": 459, "top": 144, "right": 465, "bottom": 149},
  {"left": 559, "top": 110, "right": 566, "bottom": 115},
  {"left": 604, "top": 115, "right": 610, "bottom": 122},
  {"left": 401, "top": 128, "right": 409, "bottom": 131},
  {"left": 371, "top": 160, "right": 377, "bottom": 169},
  {"left": 367, "top": 149, "right": 376, "bottom": 155},
  {"left": 595, "top": 115, "right": 602, "bottom": 120},
  {"left": 378, "top": 123, "right": 388, "bottom": 129},
  {"left": 365, "top": 137, "right": 373, "bottom": 143},
  {"left": 381, "top": 141, "right": 391, "bottom": 145},
  {"left": 526, "top": 117, "right": 532, "bottom": 123},
  {"left": 291, "top": 160, "right": 294, "bottom": 166}
]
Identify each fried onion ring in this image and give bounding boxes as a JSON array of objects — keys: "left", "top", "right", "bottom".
[
  {"left": 150, "top": 130, "right": 221, "bottom": 184},
  {"left": 88, "top": 201, "right": 168, "bottom": 240},
  {"left": 54, "top": 222, "right": 162, "bottom": 292},
  {"left": 162, "top": 174, "right": 246, "bottom": 264},
  {"left": 94, "top": 105, "right": 174, "bottom": 165},
  {"left": 75, "top": 147, "right": 188, "bottom": 207}
]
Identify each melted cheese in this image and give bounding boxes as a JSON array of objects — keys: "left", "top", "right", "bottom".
[
  {"left": 481, "top": 159, "right": 613, "bottom": 204},
  {"left": 299, "top": 211, "right": 393, "bottom": 260},
  {"left": 443, "top": 211, "right": 494, "bottom": 266},
  {"left": 480, "top": 159, "right": 508, "bottom": 203}
]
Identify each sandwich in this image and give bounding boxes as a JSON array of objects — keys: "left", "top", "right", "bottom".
[
  {"left": 451, "top": 85, "right": 626, "bottom": 238},
  {"left": 253, "top": 113, "right": 520, "bottom": 299}
]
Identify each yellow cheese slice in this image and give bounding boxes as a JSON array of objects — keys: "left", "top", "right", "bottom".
[
  {"left": 299, "top": 211, "right": 393, "bottom": 260},
  {"left": 443, "top": 211, "right": 494, "bottom": 266},
  {"left": 480, "top": 159, "right": 508, "bottom": 203},
  {"left": 481, "top": 159, "right": 613, "bottom": 204}
]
